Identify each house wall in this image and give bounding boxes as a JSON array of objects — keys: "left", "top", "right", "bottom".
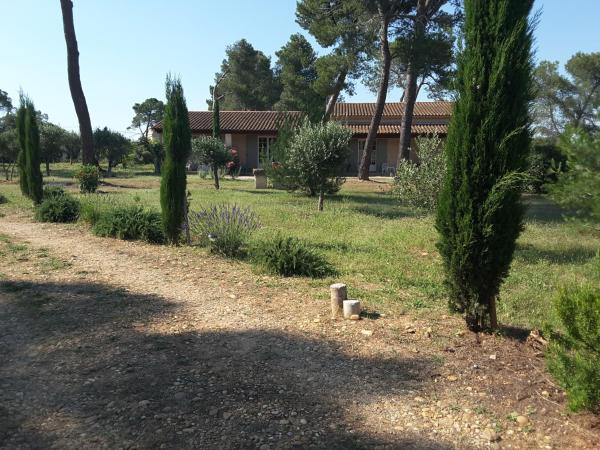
[
  {"left": 345, "top": 137, "right": 423, "bottom": 175},
  {"left": 231, "top": 134, "right": 247, "bottom": 165}
]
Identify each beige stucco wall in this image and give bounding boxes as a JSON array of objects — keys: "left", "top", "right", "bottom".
[{"left": 231, "top": 134, "right": 247, "bottom": 165}]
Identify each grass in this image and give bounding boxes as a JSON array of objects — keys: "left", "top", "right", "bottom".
[{"left": 1, "top": 162, "right": 599, "bottom": 330}]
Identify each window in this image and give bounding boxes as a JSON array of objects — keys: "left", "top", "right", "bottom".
[
  {"left": 258, "top": 136, "right": 276, "bottom": 167},
  {"left": 357, "top": 139, "right": 377, "bottom": 165}
]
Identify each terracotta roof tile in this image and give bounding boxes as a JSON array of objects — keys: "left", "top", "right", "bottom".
[
  {"left": 344, "top": 123, "right": 448, "bottom": 136},
  {"left": 332, "top": 101, "right": 453, "bottom": 118},
  {"left": 153, "top": 111, "right": 304, "bottom": 134}
]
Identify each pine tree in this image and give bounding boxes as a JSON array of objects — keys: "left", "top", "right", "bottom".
[
  {"left": 435, "top": 0, "right": 534, "bottom": 331},
  {"left": 160, "top": 75, "right": 191, "bottom": 244},
  {"left": 16, "top": 95, "right": 43, "bottom": 204}
]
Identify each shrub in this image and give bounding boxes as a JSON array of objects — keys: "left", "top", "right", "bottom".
[
  {"left": 189, "top": 204, "right": 259, "bottom": 257},
  {"left": 546, "top": 281, "right": 600, "bottom": 413},
  {"left": 0, "top": 192, "right": 8, "bottom": 204},
  {"left": 253, "top": 236, "right": 335, "bottom": 278},
  {"left": 92, "top": 204, "right": 164, "bottom": 244},
  {"left": 16, "top": 94, "right": 43, "bottom": 203},
  {"left": 76, "top": 165, "right": 100, "bottom": 193},
  {"left": 35, "top": 187, "right": 80, "bottom": 223},
  {"left": 79, "top": 193, "right": 124, "bottom": 225},
  {"left": 392, "top": 134, "right": 445, "bottom": 211}
]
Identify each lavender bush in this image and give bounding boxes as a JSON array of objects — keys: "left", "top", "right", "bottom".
[{"left": 189, "top": 204, "right": 259, "bottom": 257}]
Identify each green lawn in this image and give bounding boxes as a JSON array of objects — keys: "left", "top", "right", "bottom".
[{"left": 1, "top": 162, "right": 598, "bottom": 330}]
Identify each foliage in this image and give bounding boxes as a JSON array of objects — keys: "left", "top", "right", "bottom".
[
  {"left": 532, "top": 52, "right": 600, "bottom": 140},
  {"left": 208, "top": 39, "right": 281, "bottom": 110},
  {"left": 135, "top": 138, "right": 164, "bottom": 175},
  {"left": 93, "top": 127, "right": 131, "bottom": 176},
  {"left": 92, "top": 204, "right": 164, "bottom": 244},
  {"left": 34, "top": 186, "right": 80, "bottom": 223},
  {"left": 160, "top": 75, "right": 191, "bottom": 244},
  {"left": 296, "top": 0, "right": 372, "bottom": 120},
  {"left": 189, "top": 204, "right": 259, "bottom": 257},
  {"left": 548, "top": 128, "right": 600, "bottom": 222},
  {"left": 191, "top": 136, "right": 229, "bottom": 190},
  {"left": 253, "top": 235, "right": 335, "bottom": 278},
  {"left": 16, "top": 94, "right": 43, "bottom": 204},
  {"left": 40, "top": 122, "right": 70, "bottom": 174},
  {"left": 280, "top": 119, "right": 351, "bottom": 210},
  {"left": 392, "top": 135, "right": 446, "bottom": 211},
  {"left": 435, "top": 0, "right": 534, "bottom": 331},
  {"left": 274, "top": 33, "right": 325, "bottom": 122},
  {"left": 130, "top": 98, "right": 164, "bottom": 140},
  {"left": 0, "top": 128, "right": 19, "bottom": 180},
  {"left": 546, "top": 271, "right": 600, "bottom": 413},
  {"left": 0, "top": 192, "right": 8, "bottom": 204},
  {"left": 75, "top": 164, "right": 100, "bottom": 193},
  {"left": 525, "top": 142, "right": 566, "bottom": 193}
]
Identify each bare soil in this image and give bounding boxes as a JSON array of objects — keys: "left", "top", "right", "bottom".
[{"left": 0, "top": 210, "right": 598, "bottom": 449}]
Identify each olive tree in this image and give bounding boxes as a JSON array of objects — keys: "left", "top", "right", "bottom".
[
  {"left": 191, "top": 136, "right": 229, "bottom": 190},
  {"left": 286, "top": 120, "right": 351, "bottom": 210}
]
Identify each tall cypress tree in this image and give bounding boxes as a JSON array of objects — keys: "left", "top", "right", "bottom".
[
  {"left": 16, "top": 95, "right": 43, "bottom": 204},
  {"left": 435, "top": 0, "right": 534, "bottom": 332},
  {"left": 160, "top": 75, "right": 191, "bottom": 244}
]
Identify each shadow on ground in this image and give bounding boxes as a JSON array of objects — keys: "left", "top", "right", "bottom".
[
  {"left": 515, "top": 242, "right": 597, "bottom": 265},
  {"left": 0, "top": 279, "right": 449, "bottom": 450}
]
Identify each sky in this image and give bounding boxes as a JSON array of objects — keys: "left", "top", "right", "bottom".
[{"left": 2, "top": 0, "right": 599, "bottom": 138}]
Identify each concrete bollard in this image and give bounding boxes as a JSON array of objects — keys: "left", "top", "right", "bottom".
[
  {"left": 253, "top": 168, "right": 267, "bottom": 189},
  {"left": 330, "top": 283, "right": 347, "bottom": 318},
  {"left": 343, "top": 300, "right": 361, "bottom": 319}
]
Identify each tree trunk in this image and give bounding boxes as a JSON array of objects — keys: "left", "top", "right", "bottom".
[
  {"left": 318, "top": 187, "right": 324, "bottom": 211},
  {"left": 358, "top": 16, "right": 391, "bottom": 180},
  {"left": 45, "top": 161, "right": 50, "bottom": 176},
  {"left": 399, "top": 0, "right": 427, "bottom": 161},
  {"left": 107, "top": 161, "right": 112, "bottom": 177},
  {"left": 213, "top": 164, "right": 220, "bottom": 190},
  {"left": 154, "top": 158, "right": 161, "bottom": 175},
  {"left": 60, "top": 0, "right": 94, "bottom": 165},
  {"left": 488, "top": 296, "right": 498, "bottom": 330},
  {"left": 322, "top": 69, "right": 348, "bottom": 123}
]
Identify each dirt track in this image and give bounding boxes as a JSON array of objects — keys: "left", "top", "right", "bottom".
[{"left": 0, "top": 214, "right": 598, "bottom": 449}]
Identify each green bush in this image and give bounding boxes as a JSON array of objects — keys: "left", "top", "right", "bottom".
[
  {"left": 92, "top": 204, "right": 164, "bottom": 244},
  {"left": 0, "top": 192, "right": 8, "bottom": 204},
  {"left": 253, "top": 236, "right": 336, "bottom": 278},
  {"left": 35, "top": 187, "right": 80, "bottom": 223},
  {"left": 546, "top": 276, "right": 600, "bottom": 413},
  {"left": 75, "top": 165, "right": 100, "bottom": 193},
  {"left": 392, "top": 135, "right": 445, "bottom": 211},
  {"left": 189, "top": 204, "right": 259, "bottom": 257}
]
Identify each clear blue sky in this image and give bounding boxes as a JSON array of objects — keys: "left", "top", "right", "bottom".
[{"left": 2, "top": 0, "right": 598, "bottom": 137}]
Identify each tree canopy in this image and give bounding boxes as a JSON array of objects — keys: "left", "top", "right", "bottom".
[
  {"left": 208, "top": 39, "right": 281, "bottom": 111},
  {"left": 532, "top": 52, "right": 600, "bottom": 141},
  {"left": 274, "top": 34, "right": 325, "bottom": 122},
  {"left": 130, "top": 98, "right": 165, "bottom": 140}
]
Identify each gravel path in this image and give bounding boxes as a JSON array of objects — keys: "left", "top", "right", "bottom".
[{"left": 0, "top": 215, "right": 598, "bottom": 449}]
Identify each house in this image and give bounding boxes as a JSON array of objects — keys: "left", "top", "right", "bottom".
[{"left": 150, "top": 101, "right": 453, "bottom": 175}]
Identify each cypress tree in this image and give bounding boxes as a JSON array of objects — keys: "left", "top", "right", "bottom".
[
  {"left": 160, "top": 75, "right": 191, "bottom": 244},
  {"left": 16, "top": 95, "right": 43, "bottom": 204},
  {"left": 435, "top": 0, "right": 534, "bottom": 332}
]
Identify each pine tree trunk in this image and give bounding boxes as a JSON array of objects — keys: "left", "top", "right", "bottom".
[
  {"left": 60, "top": 0, "right": 94, "bottom": 165},
  {"left": 399, "top": 0, "right": 427, "bottom": 161},
  {"left": 213, "top": 164, "right": 220, "bottom": 190},
  {"left": 45, "top": 161, "right": 50, "bottom": 176},
  {"left": 322, "top": 69, "right": 347, "bottom": 123},
  {"left": 359, "top": 16, "right": 391, "bottom": 181},
  {"left": 488, "top": 296, "right": 498, "bottom": 330}
]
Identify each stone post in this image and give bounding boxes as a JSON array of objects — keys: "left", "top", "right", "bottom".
[
  {"left": 343, "top": 300, "right": 361, "bottom": 319},
  {"left": 330, "top": 283, "right": 347, "bottom": 319},
  {"left": 253, "top": 168, "right": 267, "bottom": 189}
]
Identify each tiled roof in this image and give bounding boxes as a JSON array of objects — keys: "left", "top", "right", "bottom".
[
  {"left": 332, "top": 101, "right": 453, "bottom": 118},
  {"left": 343, "top": 123, "right": 448, "bottom": 136},
  {"left": 153, "top": 111, "right": 304, "bottom": 134}
]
